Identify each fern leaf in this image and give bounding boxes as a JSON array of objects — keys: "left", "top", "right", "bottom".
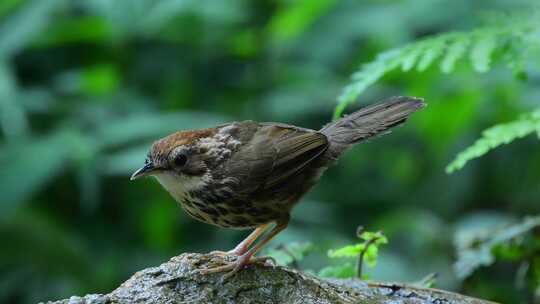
[
  {"left": 333, "top": 49, "right": 403, "bottom": 119},
  {"left": 440, "top": 36, "right": 469, "bottom": 73},
  {"left": 400, "top": 44, "right": 425, "bottom": 72},
  {"left": 446, "top": 109, "right": 540, "bottom": 173},
  {"left": 334, "top": 11, "right": 538, "bottom": 117},
  {"left": 469, "top": 34, "right": 498, "bottom": 73},
  {"left": 416, "top": 37, "right": 446, "bottom": 71}
]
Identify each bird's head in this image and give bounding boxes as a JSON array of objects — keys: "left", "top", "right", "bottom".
[{"left": 130, "top": 128, "right": 219, "bottom": 195}]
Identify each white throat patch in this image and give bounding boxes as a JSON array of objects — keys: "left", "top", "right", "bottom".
[{"left": 153, "top": 172, "right": 208, "bottom": 203}]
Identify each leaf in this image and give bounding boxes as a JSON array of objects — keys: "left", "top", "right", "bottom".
[
  {"left": 454, "top": 215, "right": 540, "bottom": 279},
  {"left": 85, "top": 0, "right": 245, "bottom": 39},
  {"left": 446, "top": 108, "right": 540, "bottom": 173},
  {"left": 0, "top": 0, "right": 63, "bottom": 59},
  {"left": 0, "top": 0, "right": 23, "bottom": 18},
  {"left": 267, "top": 0, "right": 335, "bottom": 42},
  {"left": 31, "top": 16, "right": 111, "bottom": 46},
  {"left": 0, "top": 212, "right": 95, "bottom": 303},
  {"left": 359, "top": 231, "right": 388, "bottom": 245},
  {"left": 440, "top": 36, "right": 469, "bottom": 73},
  {"left": 400, "top": 44, "right": 425, "bottom": 72},
  {"left": 358, "top": 231, "right": 387, "bottom": 267},
  {"left": 318, "top": 263, "right": 356, "bottom": 278},
  {"left": 0, "top": 61, "right": 29, "bottom": 139},
  {"left": 363, "top": 245, "right": 379, "bottom": 267},
  {"left": 492, "top": 243, "right": 527, "bottom": 261},
  {"left": 56, "top": 63, "right": 121, "bottom": 96},
  {"left": 334, "top": 49, "right": 403, "bottom": 119},
  {"left": 80, "top": 64, "right": 120, "bottom": 95},
  {"left": 416, "top": 37, "right": 446, "bottom": 72},
  {"left": 469, "top": 34, "right": 498, "bottom": 73},
  {"left": 328, "top": 244, "right": 364, "bottom": 258},
  {"left": 0, "top": 130, "right": 81, "bottom": 217}
]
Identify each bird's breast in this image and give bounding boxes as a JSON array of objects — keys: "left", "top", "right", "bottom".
[{"left": 153, "top": 172, "right": 285, "bottom": 229}]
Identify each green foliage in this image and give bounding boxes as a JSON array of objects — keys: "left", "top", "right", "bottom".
[
  {"left": 265, "top": 242, "right": 314, "bottom": 266},
  {"left": 321, "top": 229, "right": 388, "bottom": 279},
  {"left": 0, "top": 0, "right": 63, "bottom": 59},
  {"left": 454, "top": 215, "right": 540, "bottom": 280},
  {"left": 328, "top": 231, "right": 387, "bottom": 267},
  {"left": 1, "top": 1, "right": 540, "bottom": 303},
  {"left": 268, "top": 0, "right": 336, "bottom": 42},
  {"left": 446, "top": 108, "right": 540, "bottom": 173},
  {"left": 331, "top": 5, "right": 540, "bottom": 175},
  {"left": 265, "top": 230, "right": 387, "bottom": 279},
  {"left": 0, "top": 109, "right": 228, "bottom": 215},
  {"left": 327, "top": 243, "right": 364, "bottom": 258},
  {"left": 334, "top": 11, "right": 540, "bottom": 119},
  {"left": 359, "top": 231, "right": 388, "bottom": 244},
  {"left": 0, "top": 131, "right": 76, "bottom": 214},
  {"left": 80, "top": 64, "right": 120, "bottom": 96}
]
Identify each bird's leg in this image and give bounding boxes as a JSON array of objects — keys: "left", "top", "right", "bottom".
[
  {"left": 210, "top": 223, "right": 271, "bottom": 257},
  {"left": 229, "top": 223, "right": 271, "bottom": 255},
  {"left": 201, "top": 217, "right": 289, "bottom": 278}
]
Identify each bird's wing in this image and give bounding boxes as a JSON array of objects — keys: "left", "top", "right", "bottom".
[{"left": 227, "top": 122, "right": 328, "bottom": 194}]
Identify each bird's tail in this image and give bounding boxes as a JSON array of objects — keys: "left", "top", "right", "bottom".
[{"left": 320, "top": 96, "right": 425, "bottom": 158}]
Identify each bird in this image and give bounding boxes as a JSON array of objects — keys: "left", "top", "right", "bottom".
[{"left": 130, "top": 96, "right": 425, "bottom": 278}]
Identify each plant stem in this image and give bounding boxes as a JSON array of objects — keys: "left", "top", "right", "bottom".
[{"left": 356, "top": 232, "right": 382, "bottom": 279}]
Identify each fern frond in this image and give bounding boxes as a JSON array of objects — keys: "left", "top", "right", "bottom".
[
  {"left": 334, "top": 13, "right": 539, "bottom": 119},
  {"left": 416, "top": 36, "right": 446, "bottom": 72},
  {"left": 400, "top": 44, "right": 424, "bottom": 72},
  {"left": 446, "top": 108, "right": 540, "bottom": 173},
  {"left": 440, "top": 35, "right": 469, "bottom": 73},
  {"left": 334, "top": 49, "right": 403, "bottom": 118},
  {"left": 469, "top": 33, "right": 498, "bottom": 73}
]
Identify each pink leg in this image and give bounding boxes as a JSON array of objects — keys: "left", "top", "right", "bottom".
[
  {"left": 211, "top": 223, "right": 270, "bottom": 256},
  {"left": 229, "top": 223, "right": 271, "bottom": 255}
]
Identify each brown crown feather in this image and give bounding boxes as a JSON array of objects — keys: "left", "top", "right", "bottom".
[{"left": 150, "top": 128, "right": 217, "bottom": 158}]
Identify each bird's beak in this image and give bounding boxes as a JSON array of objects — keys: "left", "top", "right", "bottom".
[{"left": 130, "top": 162, "right": 157, "bottom": 180}]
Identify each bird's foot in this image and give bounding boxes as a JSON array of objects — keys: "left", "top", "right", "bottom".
[{"left": 199, "top": 254, "right": 276, "bottom": 280}]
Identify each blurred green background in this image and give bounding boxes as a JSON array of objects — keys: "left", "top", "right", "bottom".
[{"left": 1, "top": 0, "right": 540, "bottom": 303}]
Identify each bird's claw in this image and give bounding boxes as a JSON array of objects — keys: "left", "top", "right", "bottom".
[{"left": 197, "top": 255, "right": 276, "bottom": 280}]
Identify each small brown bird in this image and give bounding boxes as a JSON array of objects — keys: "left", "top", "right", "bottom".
[{"left": 131, "top": 96, "right": 424, "bottom": 277}]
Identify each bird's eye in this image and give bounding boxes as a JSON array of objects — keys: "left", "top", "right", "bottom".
[
  {"left": 174, "top": 153, "right": 188, "bottom": 167},
  {"left": 144, "top": 157, "right": 151, "bottom": 165}
]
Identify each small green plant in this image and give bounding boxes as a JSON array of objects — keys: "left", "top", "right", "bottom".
[{"left": 318, "top": 227, "right": 388, "bottom": 279}]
